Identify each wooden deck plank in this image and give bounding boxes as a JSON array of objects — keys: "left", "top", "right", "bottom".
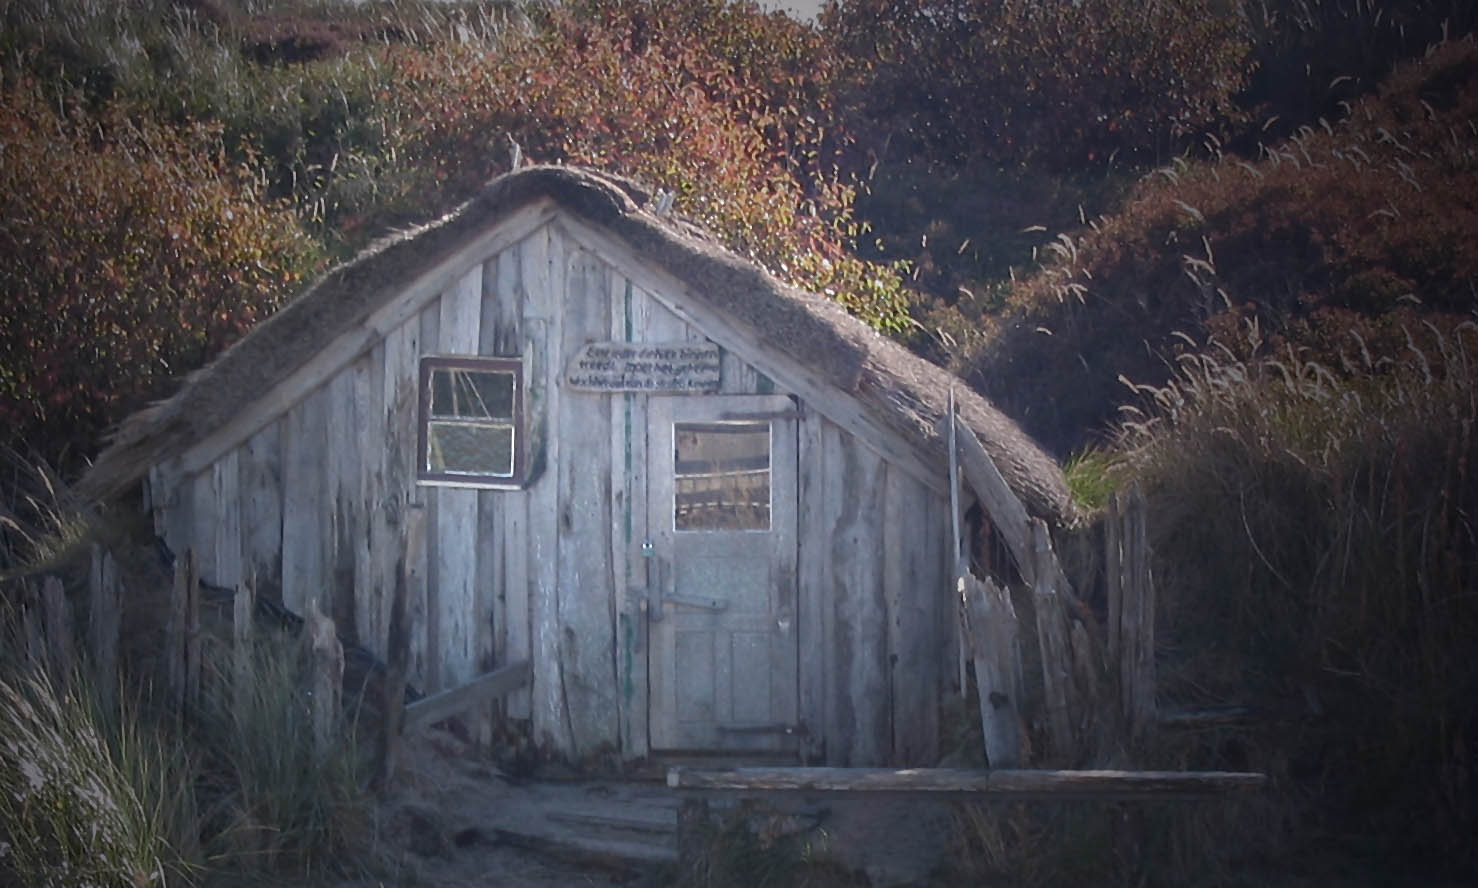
[{"left": 666, "top": 766, "right": 1266, "bottom": 800}]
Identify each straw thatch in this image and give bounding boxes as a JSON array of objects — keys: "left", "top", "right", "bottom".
[{"left": 80, "top": 166, "right": 1074, "bottom": 523}]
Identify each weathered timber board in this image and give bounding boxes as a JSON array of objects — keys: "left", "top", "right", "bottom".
[
  {"left": 824, "top": 422, "right": 890, "bottom": 767},
  {"left": 382, "top": 314, "right": 427, "bottom": 686},
  {"left": 491, "top": 245, "right": 532, "bottom": 718},
  {"left": 555, "top": 244, "right": 619, "bottom": 757},
  {"left": 281, "top": 384, "right": 329, "bottom": 614},
  {"left": 884, "top": 468, "right": 944, "bottom": 765},
  {"left": 212, "top": 450, "right": 243, "bottom": 592},
  {"left": 402, "top": 660, "right": 532, "bottom": 732},
  {"left": 357, "top": 340, "right": 389, "bottom": 654},
  {"left": 611, "top": 274, "right": 650, "bottom": 758},
  {"left": 433, "top": 267, "right": 483, "bottom": 691},
  {"left": 326, "top": 362, "right": 361, "bottom": 641},
  {"left": 795, "top": 402, "right": 827, "bottom": 763},
  {"left": 419, "top": 300, "right": 444, "bottom": 690},
  {"left": 667, "top": 766, "right": 1267, "bottom": 800},
  {"left": 524, "top": 224, "right": 574, "bottom": 752},
  {"left": 238, "top": 420, "right": 283, "bottom": 603}
]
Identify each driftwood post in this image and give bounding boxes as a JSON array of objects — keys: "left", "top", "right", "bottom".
[
  {"left": 168, "top": 555, "right": 186, "bottom": 709},
  {"left": 379, "top": 505, "right": 425, "bottom": 788},
  {"left": 961, "top": 574, "right": 1022, "bottom": 768},
  {"left": 233, "top": 571, "right": 256, "bottom": 722},
  {"left": 1105, "top": 491, "right": 1123, "bottom": 669},
  {"left": 21, "top": 580, "right": 44, "bottom": 670},
  {"left": 41, "top": 576, "right": 75, "bottom": 680},
  {"left": 185, "top": 550, "right": 201, "bottom": 710},
  {"left": 1031, "top": 520, "right": 1074, "bottom": 758},
  {"left": 305, "top": 601, "right": 344, "bottom": 756},
  {"left": 167, "top": 550, "right": 201, "bottom": 713},
  {"left": 676, "top": 797, "right": 712, "bottom": 870},
  {"left": 1120, "top": 485, "right": 1156, "bottom": 737},
  {"left": 948, "top": 387, "right": 968, "bottom": 695},
  {"left": 88, "top": 545, "right": 121, "bottom": 713}
]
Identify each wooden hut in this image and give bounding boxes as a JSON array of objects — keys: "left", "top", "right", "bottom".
[{"left": 81, "top": 166, "right": 1074, "bottom": 766}]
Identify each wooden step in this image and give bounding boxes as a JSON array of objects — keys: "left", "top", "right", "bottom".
[{"left": 490, "top": 822, "right": 677, "bottom": 867}]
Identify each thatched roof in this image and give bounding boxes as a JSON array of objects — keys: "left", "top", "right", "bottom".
[{"left": 81, "top": 166, "right": 1074, "bottom": 523}]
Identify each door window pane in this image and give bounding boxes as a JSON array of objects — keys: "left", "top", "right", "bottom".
[{"left": 674, "top": 421, "right": 770, "bottom": 531}]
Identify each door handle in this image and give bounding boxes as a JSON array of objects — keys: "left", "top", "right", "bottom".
[
  {"left": 642, "top": 543, "right": 728, "bottom": 618},
  {"left": 662, "top": 593, "right": 728, "bottom": 613}
]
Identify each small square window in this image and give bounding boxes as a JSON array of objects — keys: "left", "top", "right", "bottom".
[
  {"left": 418, "top": 356, "right": 523, "bottom": 487},
  {"left": 673, "top": 420, "right": 771, "bottom": 531}
]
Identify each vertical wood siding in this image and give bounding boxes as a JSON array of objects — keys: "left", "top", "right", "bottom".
[{"left": 149, "top": 219, "right": 952, "bottom": 766}]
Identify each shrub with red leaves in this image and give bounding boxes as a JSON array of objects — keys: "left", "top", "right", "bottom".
[{"left": 0, "top": 76, "right": 318, "bottom": 467}]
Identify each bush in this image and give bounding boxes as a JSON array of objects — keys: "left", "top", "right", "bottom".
[
  {"left": 970, "top": 37, "right": 1478, "bottom": 454},
  {"left": 385, "top": 0, "right": 913, "bottom": 331},
  {"left": 0, "top": 74, "right": 318, "bottom": 467},
  {"left": 0, "top": 666, "right": 198, "bottom": 887},
  {"left": 1115, "top": 321, "right": 1478, "bottom": 878},
  {"left": 196, "top": 633, "right": 370, "bottom": 873},
  {"left": 824, "top": 0, "right": 1253, "bottom": 172}
]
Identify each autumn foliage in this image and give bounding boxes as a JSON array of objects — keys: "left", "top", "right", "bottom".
[
  {"left": 0, "top": 75, "right": 318, "bottom": 464},
  {"left": 384, "top": 0, "right": 910, "bottom": 329},
  {"left": 965, "top": 38, "right": 1478, "bottom": 452}
]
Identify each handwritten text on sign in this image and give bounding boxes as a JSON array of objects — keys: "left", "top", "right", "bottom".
[{"left": 564, "top": 341, "right": 721, "bottom": 393}]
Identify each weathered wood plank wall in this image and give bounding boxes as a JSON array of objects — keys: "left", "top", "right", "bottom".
[{"left": 148, "top": 218, "right": 953, "bottom": 766}]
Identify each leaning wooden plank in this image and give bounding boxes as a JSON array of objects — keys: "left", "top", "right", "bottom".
[
  {"left": 88, "top": 545, "right": 120, "bottom": 713},
  {"left": 1032, "top": 520, "right": 1074, "bottom": 759},
  {"left": 962, "top": 574, "right": 1023, "bottom": 768},
  {"left": 666, "top": 766, "right": 1266, "bottom": 800},
  {"left": 953, "top": 417, "right": 1034, "bottom": 584},
  {"left": 402, "top": 661, "right": 534, "bottom": 733},
  {"left": 1124, "top": 483, "right": 1156, "bottom": 737},
  {"left": 1105, "top": 490, "right": 1123, "bottom": 669},
  {"left": 41, "top": 576, "right": 75, "bottom": 681}
]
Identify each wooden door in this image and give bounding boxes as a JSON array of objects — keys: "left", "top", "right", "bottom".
[{"left": 647, "top": 395, "right": 799, "bottom": 752}]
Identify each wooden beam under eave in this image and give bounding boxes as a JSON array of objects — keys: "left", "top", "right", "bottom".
[
  {"left": 950, "top": 415, "right": 1035, "bottom": 585},
  {"left": 176, "top": 201, "right": 560, "bottom": 479}
]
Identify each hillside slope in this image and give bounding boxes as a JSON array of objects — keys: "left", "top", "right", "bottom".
[{"left": 959, "top": 37, "right": 1478, "bottom": 455}]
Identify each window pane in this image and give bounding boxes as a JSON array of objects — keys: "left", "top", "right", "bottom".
[
  {"left": 430, "top": 368, "right": 515, "bottom": 420},
  {"left": 674, "top": 421, "right": 770, "bottom": 531},
  {"left": 427, "top": 421, "right": 515, "bottom": 477}
]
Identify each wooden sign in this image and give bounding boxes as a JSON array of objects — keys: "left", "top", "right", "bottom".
[{"left": 564, "top": 341, "right": 721, "bottom": 393}]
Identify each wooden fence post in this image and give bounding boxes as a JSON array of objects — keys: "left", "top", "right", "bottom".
[
  {"left": 379, "top": 505, "right": 425, "bottom": 789},
  {"left": 1031, "top": 520, "right": 1074, "bottom": 759},
  {"left": 306, "top": 601, "right": 343, "bottom": 757},
  {"left": 185, "top": 550, "right": 201, "bottom": 711},
  {"left": 41, "top": 576, "right": 75, "bottom": 681},
  {"left": 1105, "top": 491, "right": 1123, "bottom": 670},
  {"left": 1121, "top": 485, "right": 1156, "bottom": 737},
  {"left": 89, "top": 545, "right": 121, "bottom": 713},
  {"left": 21, "top": 580, "right": 44, "bottom": 672},
  {"left": 962, "top": 574, "right": 1023, "bottom": 768},
  {"left": 233, "top": 570, "right": 256, "bottom": 722},
  {"left": 167, "top": 550, "right": 200, "bottom": 713}
]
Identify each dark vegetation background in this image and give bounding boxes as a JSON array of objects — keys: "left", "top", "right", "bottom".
[{"left": 1, "top": 0, "right": 1474, "bottom": 883}]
